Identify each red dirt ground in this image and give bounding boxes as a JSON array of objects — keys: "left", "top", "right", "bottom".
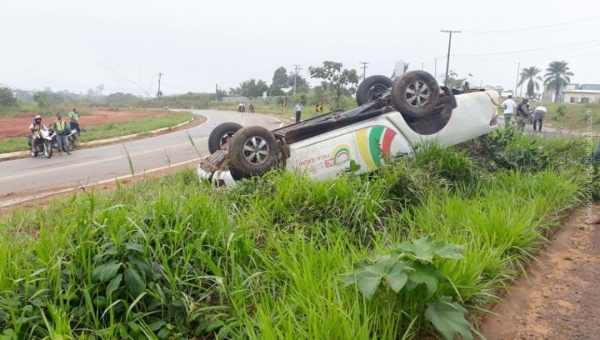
[
  {"left": 0, "top": 110, "right": 175, "bottom": 139},
  {"left": 479, "top": 205, "right": 600, "bottom": 339}
]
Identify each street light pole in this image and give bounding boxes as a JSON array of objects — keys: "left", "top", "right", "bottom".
[{"left": 441, "top": 30, "right": 461, "bottom": 86}]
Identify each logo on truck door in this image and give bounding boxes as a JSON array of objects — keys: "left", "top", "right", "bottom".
[
  {"left": 355, "top": 126, "right": 400, "bottom": 171},
  {"left": 325, "top": 144, "right": 351, "bottom": 168}
]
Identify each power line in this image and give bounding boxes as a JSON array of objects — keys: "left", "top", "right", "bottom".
[
  {"left": 454, "top": 38, "right": 600, "bottom": 57},
  {"left": 453, "top": 51, "right": 600, "bottom": 63},
  {"left": 463, "top": 16, "right": 600, "bottom": 34},
  {"left": 466, "top": 23, "right": 600, "bottom": 36}
]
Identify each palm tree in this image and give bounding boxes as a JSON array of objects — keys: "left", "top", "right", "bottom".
[
  {"left": 544, "top": 61, "right": 574, "bottom": 103},
  {"left": 518, "top": 66, "right": 542, "bottom": 99}
]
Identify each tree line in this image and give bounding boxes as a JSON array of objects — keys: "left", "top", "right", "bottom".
[{"left": 0, "top": 59, "right": 576, "bottom": 115}]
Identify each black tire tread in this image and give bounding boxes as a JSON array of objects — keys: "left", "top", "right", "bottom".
[
  {"left": 208, "top": 122, "right": 243, "bottom": 154},
  {"left": 228, "top": 126, "right": 278, "bottom": 178}
]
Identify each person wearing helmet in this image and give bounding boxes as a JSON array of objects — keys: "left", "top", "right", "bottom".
[
  {"left": 68, "top": 108, "right": 80, "bottom": 134},
  {"left": 29, "top": 115, "right": 48, "bottom": 152}
]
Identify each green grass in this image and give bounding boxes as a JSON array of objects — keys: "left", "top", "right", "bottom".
[
  {"left": 0, "top": 112, "right": 194, "bottom": 154},
  {"left": 0, "top": 132, "right": 590, "bottom": 339}
]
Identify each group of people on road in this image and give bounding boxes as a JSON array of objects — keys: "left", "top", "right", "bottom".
[
  {"left": 237, "top": 102, "right": 256, "bottom": 113},
  {"left": 29, "top": 108, "right": 80, "bottom": 155},
  {"left": 501, "top": 95, "right": 546, "bottom": 133}
]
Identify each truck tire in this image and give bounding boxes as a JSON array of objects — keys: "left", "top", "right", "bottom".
[
  {"left": 391, "top": 70, "right": 440, "bottom": 118},
  {"left": 356, "top": 75, "right": 394, "bottom": 106},
  {"left": 208, "top": 122, "right": 243, "bottom": 153},
  {"left": 228, "top": 126, "right": 279, "bottom": 178}
]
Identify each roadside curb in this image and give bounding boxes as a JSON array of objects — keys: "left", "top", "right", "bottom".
[{"left": 0, "top": 116, "right": 196, "bottom": 162}]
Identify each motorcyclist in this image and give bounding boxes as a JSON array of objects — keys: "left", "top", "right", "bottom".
[
  {"left": 249, "top": 102, "right": 255, "bottom": 113},
  {"left": 29, "top": 115, "right": 48, "bottom": 152}
]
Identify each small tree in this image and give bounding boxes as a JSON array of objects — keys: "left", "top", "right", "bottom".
[
  {"left": 544, "top": 60, "right": 573, "bottom": 103},
  {"left": 271, "top": 67, "right": 288, "bottom": 88},
  {"left": 445, "top": 70, "right": 467, "bottom": 89},
  {"left": 308, "top": 61, "right": 359, "bottom": 110},
  {"left": 0, "top": 86, "right": 17, "bottom": 107},
  {"left": 518, "top": 66, "right": 543, "bottom": 99}
]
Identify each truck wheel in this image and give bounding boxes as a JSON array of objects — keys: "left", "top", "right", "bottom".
[
  {"left": 391, "top": 70, "right": 440, "bottom": 118},
  {"left": 228, "top": 126, "right": 279, "bottom": 178},
  {"left": 356, "top": 75, "right": 394, "bottom": 106},
  {"left": 208, "top": 122, "right": 243, "bottom": 153}
]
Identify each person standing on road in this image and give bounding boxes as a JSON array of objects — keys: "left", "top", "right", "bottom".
[
  {"left": 516, "top": 98, "right": 531, "bottom": 132},
  {"left": 29, "top": 115, "right": 47, "bottom": 152},
  {"left": 532, "top": 105, "right": 547, "bottom": 132},
  {"left": 501, "top": 95, "right": 517, "bottom": 126},
  {"left": 53, "top": 113, "right": 71, "bottom": 155},
  {"left": 68, "top": 108, "right": 80, "bottom": 134},
  {"left": 294, "top": 103, "right": 303, "bottom": 123}
]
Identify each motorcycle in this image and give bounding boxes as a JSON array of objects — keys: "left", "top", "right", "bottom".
[
  {"left": 48, "top": 128, "right": 78, "bottom": 153},
  {"left": 249, "top": 105, "right": 255, "bottom": 113},
  {"left": 27, "top": 129, "right": 55, "bottom": 158},
  {"left": 66, "top": 128, "right": 80, "bottom": 151}
]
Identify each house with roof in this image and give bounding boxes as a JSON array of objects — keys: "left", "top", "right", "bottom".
[{"left": 563, "top": 83, "right": 600, "bottom": 104}]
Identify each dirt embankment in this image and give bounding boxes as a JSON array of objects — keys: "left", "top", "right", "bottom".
[
  {"left": 479, "top": 206, "right": 600, "bottom": 340},
  {"left": 0, "top": 110, "right": 179, "bottom": 139}
]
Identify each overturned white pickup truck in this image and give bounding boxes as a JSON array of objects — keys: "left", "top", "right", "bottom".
[{"left": 198, "top": 71, "right": 499, "bottom": 187}]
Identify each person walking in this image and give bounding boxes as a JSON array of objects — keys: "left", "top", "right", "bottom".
[
  {"left": 294, "top": 103, "right": 303, "bottom": 123},
  {"left": 68, "top": 108, "right": 80, "bottom": 134},
  {"left": 501, "top": 95, "right": 517, "bottom": 126},
  {"left": 532, "top": 105, "right": 547, "bottom": 132},
  {"left": 515, "top": 98, "right": 531, "bottom": 132},
  {"left": 53, "top": 113, "right": 71, "bottom": 155}
]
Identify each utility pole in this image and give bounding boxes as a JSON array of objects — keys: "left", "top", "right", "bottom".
[
  {"left": 293, "top": 65, "right": 302, "bottom": 95},
  {"left": 440, "top": 30, "right": 461, "bottom": 86},
  {"left": 360, "top": 62, "right": 369, "bottom": 80},
  {"left": 515, "top": 62, "right": 520, "bottom": 97},
  {"left": 156, "top": 72, "right": 164, "bottom": 97}
]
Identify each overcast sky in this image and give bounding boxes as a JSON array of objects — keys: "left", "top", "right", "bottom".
[{"left": 2, "top": 0, "right": 600, "bottom": 97}]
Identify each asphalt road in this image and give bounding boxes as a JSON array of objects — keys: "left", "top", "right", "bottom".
[{"left": 0, "top": 110, "right": 283, "bottom": 204}]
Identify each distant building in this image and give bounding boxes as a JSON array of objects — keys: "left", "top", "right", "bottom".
[{"left": 563, "top": 83, "right": 600, "bottom": 104}]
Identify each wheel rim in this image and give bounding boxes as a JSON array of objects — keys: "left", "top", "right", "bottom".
[
  {"left": 242, "top": 136, "right": 270, "bottom": 165},
  {"left": 404, "top": 80, "right": 431, "bottom": 108},
  {"left": 367, "top": 84, "right": 388, "bottom": 100}
]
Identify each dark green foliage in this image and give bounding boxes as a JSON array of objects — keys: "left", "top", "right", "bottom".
[
  {"left": 0, "top": 86, "right": 17, "bottom": 107},
  {"left": 460, "top": 126, "right": 551, "bottom": 172}
]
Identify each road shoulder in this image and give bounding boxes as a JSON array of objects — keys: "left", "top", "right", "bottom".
[{"left": 479, "top": 205, "right": 600, "bottom": 339}]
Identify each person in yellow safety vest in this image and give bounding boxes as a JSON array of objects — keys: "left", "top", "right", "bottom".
[
  {"left": 53, "top": 113, "right": 71, "bottom": 155},
  {"left": 68, "top": 108, "right": 80, "bottom": 133},
  {"left": 28, "top": 115, "right": 47, "bottom": 152}
]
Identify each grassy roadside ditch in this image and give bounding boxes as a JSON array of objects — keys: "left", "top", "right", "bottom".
[
  {"left": 0, "top": 128, "right": 595, "bottom": 339},
  {"left": 0, "top": 112, "right": 194, "bottom": 154}
]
